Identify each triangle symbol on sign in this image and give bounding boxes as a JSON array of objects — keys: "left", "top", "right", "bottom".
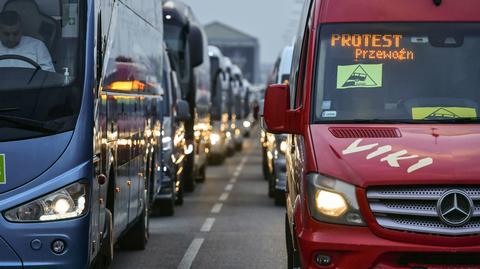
[
  {"left": 426, "top": 108, "right": 460, "bottom": 119},
  {"left": 342, "top": 65, "right": 378, "bottom": 88}
]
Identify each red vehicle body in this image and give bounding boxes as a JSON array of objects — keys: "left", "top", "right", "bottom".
[{"left": 263, "top": 0, "right": 480, "bottom": 268}]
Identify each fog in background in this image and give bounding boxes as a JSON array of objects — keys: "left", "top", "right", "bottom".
[{"left": 179, "top": 0, "right": 304, "bottom": 65}]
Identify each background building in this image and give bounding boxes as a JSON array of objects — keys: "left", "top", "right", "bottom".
[{"left": 205, "top": 21, "right": 260, "bottom": 83}]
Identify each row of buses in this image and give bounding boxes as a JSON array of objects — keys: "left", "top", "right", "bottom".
[{"left": 0, "top": 0, "right": 253, "bottom": 268}]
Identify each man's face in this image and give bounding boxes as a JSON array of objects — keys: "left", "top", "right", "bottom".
[{"left": 0, "top": 22, "right": 22, "bottom": 48}]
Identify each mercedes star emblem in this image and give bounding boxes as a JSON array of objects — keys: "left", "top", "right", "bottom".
[{"left": 437, "top": 190, "right": 474, "bottom": 227}]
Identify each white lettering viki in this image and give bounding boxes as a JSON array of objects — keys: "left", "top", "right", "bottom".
[{"left": 342, "top": 139, "right": 433, "bottom": 173}]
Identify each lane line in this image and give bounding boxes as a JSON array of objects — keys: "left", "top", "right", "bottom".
[
  {"left": 211, "top": 203, "right": 223, "bottom": 214},
  {"left": 225, "top": 183, "right": 234, "bottom": 192},
  {"left": 177, "top": 238, "right": 204, "bottom": 269},
  {"left": 233, "top": 170, "right": 240, "bottom": 177},
  {"left": 229, "top": 178, "right": 237, "bottom": 184},
  {"left": 200, "top": 217, "right": 216, "bottom": 232},
  {"left": 219, "top": 192, "right": 229, "bottom": 201}
]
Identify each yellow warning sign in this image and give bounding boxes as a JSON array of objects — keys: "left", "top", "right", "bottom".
[
  {"left": 337, "top": 64, "right": 383, "bottom": 89},
  {"left": 412, "top": 107, "right": 477, "bottom": 120}
]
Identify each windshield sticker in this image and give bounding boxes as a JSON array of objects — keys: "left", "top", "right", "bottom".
[
  {"left": 337, "top": 64, "right": 383, "bottom": 89},
  {"left": 412, "top": 107, "right": 477, "bottom": 120},
  {"left": 0, "top": 154, "right": 5, "bottom": 184},
  {"left": 330, "top": 34, "right": 415, "bottom": 61},
  {"left": 322, "top": 100, "right": 332, "bottom": 110},
  {"left": 322, "top": 110, "right": 337, "bottom": 118},
  {"left": 342, "top": 139, "right": 433, "bottom": 173}
]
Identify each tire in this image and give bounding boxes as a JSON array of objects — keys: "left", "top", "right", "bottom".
[
  {"left": 208, "top": 154, "right": 224, "bottom": 166},
  {"left": 235, "top": 142, "right": 243, "bottom": 152},
  {"left": 286, "top": 214, "right": 301, "bottom": 269},
  {"left": 175, "top": 178, "right": 184, "bottom": 206},
  {"left": 156, "top": 176, "right": 176, "bottom": 216},
  {"left": 274, "top": 189, "right": 286, "bottom": 206},
  {"left": 268, "top": 175, "right": 275, "bottom": 198},
  {"left": 196, "top": 165, "right": 206, "bottom": 183},
  {"left": 119, "top": 190, "right": 149, "bottom": 250},
  {"left": 92, "top": 209, "right": 113, "bottom": 269}
]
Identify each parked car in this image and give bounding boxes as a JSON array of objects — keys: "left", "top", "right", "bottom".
[{"left": 263, "top": 0, "right": 480, "bottom": 268}]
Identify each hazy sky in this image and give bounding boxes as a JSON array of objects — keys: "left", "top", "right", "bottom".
[{"left": 179, "top": 0, "right": 303, "bottom": 64}]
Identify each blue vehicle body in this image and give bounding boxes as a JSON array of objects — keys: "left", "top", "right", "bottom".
[{"left": 0, "top": 0, "right": 164, "bottom": 267}]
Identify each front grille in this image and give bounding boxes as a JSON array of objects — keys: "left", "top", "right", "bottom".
[{"left": 367, "top": 186, "right": 480, "bottom": 236}]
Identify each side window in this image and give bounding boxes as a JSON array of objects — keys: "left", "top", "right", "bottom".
[{"left": 290, "top": 0, "right": 313, "bottom": 108}]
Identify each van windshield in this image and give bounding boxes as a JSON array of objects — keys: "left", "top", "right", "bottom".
[
  {"left": 0, "top": 0, "right": 84, "bottom": 142},
  {"left": 314, "top": 23, "right": 480, "bottom": 123}
]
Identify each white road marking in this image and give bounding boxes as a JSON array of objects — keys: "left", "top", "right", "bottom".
[
  {"left": 177, "top": 238, "right": 204, "bottom": 269},
  {"left": 219, "top": 192, "right": 229, "bottom": 201},
  {"left": 229, "top": 178, "right": 237, "bottom": 184},
  {"left": 211, "top": 203, "right": 223, "bottom": 214},
  {"left": 225, "top": 184, "right": 234, "bottom": 192},
  {"left": 233, "top": 170, "right": 240, "bottom": 177},
  {"left": 200, "top": 217, "right": 216, "bottom": 232}
]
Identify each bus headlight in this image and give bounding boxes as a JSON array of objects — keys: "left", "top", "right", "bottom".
[
  {"left": 210, "top": 133, "right": 220, "bottom": 145},
  {"left": 4, "top": 181, "right": 88, "bottom": 222},
  {"left": 306, "top": 174, "right": 365, "bottom": 226},
  {"left": 243, "top": 120, "right": 251, "bottom": 128}
]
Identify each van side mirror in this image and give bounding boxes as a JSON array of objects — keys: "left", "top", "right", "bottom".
[
  {"left": 176, "top": 100, "right": 191, "bottom": 122},
  {"left": 188, "top": 25, "right": 204, "bottom": 68},
  {"left": 263, "top": 84, "right": 302, "bottom": 134}
]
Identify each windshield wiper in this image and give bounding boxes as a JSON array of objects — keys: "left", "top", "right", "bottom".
[{"left": 0, "top": 115, "right": 59, "bottom": 134}]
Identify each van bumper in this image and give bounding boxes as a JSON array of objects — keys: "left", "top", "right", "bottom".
[{"left": 297, "top": 221, "right": 480, "bottom": 269}]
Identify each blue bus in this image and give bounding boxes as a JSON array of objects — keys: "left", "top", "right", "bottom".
[{"left": 0, "top": 0, "right": 164, "bottom": 267}]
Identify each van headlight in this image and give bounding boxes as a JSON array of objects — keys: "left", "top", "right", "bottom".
[
  {"left": 4, "top": 181, "right": 88, "bottom": 222},
  {"left": 306, "top": 174, "right": 365, "bottom": 226}
]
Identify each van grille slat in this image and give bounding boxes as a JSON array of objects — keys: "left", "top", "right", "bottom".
[{"left": 329, "top": 127, "right": 401, "bottom": 138}]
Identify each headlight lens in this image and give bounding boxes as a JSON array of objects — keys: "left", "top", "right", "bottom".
[
  {"left": 280, "top": 141, "right": 288, "bottom": 154},
  {"left": 4, "top": 181, "right": 88, "bottom": 222},
  {"left": 243, "top": 120, "right": 251, "bottom": 128},
  {"left": 210, "top": 133, "right": 220, "bottom": 145},
  {"left": 306, "top": 174, "right": 365, "bottom": 226},
  {"left": 162, "top": 136, "right": 172, "bottom": 151}
]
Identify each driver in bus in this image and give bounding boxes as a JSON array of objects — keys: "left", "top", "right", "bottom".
[{"left": 0, "top": 10, "right": 55, "bottom": 72}]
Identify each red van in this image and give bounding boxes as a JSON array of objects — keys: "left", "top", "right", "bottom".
[{"left": 263, "top": 0, "right": 480, "bottom": 268}]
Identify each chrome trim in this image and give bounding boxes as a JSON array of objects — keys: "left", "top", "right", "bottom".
[{"left": 367, "top": 186, "right": 480, "bottom": 236}]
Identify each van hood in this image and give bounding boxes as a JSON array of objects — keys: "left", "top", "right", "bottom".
[
  {"left": 0, "top": 132, "right": 72, "bottom": 194},
  {"left": 310, "top": 125, "right": 480, "bottom": 187}
]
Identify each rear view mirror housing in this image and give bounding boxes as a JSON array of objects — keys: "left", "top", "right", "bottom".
[
  {"left": 176, "top": 100, "right": 191, "bottom": 122},
  {"left": 263, "top": 84, "right": 302, "bottom": 135},
  {"left": 188, "top": 25, "right": 204, "bottom": 68}
]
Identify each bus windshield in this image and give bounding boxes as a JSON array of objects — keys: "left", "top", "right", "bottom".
[
  {"left": 0, "top": 0, "right": 84, "bottom": 142},
  {"left": 314, "top": 23, "right": 480, "bottom": 123}
]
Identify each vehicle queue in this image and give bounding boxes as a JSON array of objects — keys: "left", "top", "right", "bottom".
[{"left": 0, "top": 0, "right": 257, "bottom": 268}]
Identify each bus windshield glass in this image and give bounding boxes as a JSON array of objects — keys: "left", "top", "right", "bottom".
[
  {"left": 0, "top": 0, "right": 84, "bottom": 142},
  {"left": 314, "top": 23, "right": 480, "bottom": 123}
]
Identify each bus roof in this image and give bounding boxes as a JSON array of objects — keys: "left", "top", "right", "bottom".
[{"left": 316, "top": 0, "right": 480, "bottom": 24}]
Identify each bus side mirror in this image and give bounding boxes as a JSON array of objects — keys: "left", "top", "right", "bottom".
[
  {"left": 189, "top": 25, "right": 204, "bottom": 68},
  {"left": 176, "top": 100, "right": 191, "bottom": 122},
  {"left": 263, "top": 84, "right": 302, "bottom": 135}
]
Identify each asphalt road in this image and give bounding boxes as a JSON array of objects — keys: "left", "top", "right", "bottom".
[{"left": 112, "top": 127, "right": 287, "bottom": 269}]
